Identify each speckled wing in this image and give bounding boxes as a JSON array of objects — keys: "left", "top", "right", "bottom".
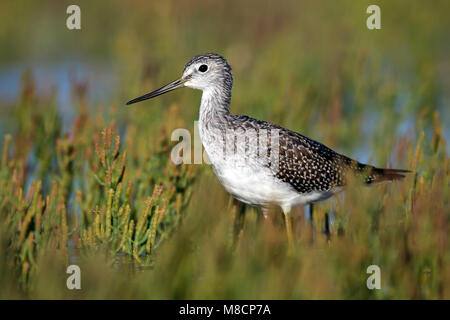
[
  {"left": 272, "top": 126, "right": 409, "bottom": 192},
  {"left": 271, "top": 124, "right": 349, "bottom": 193}
]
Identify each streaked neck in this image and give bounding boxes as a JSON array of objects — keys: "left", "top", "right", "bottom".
[{"left": 199, "top": 86, "right": 232, "bottom": 125}]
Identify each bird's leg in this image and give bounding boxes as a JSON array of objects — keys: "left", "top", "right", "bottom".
[
  {"left": 282, "top": 206, "right": 295, "bottom": 255},
  {"left": 323, "top": 200, "right": 335, "bottom": 242},
  {"left": 261, "top": 204, "right": 279, "bottom": 220},
  {"left": 232, "top": 198, "right": 246, "bottom": 247},
  {"left": 309, "top": 203, "right": 315, "bottom": 244},
  {"left": 261, "top": 207, "right": 269, "bottom": 220},
  {"left": 323, "top": 212, "right": 331, "bottom": 242}
]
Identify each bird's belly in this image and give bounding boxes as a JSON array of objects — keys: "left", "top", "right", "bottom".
[
  {"left": 211, "top": 161, "right": 328, "bottom": 209},
  {"left": 212, "top": 164, "right": 290, "bottom": 206}
]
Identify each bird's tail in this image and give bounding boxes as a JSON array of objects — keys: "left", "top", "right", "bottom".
[
  {"left": 359, "top": 164, "right": 411, "bottom": 184},
  {"left": 370, "top": 167, "right": 411, "bottom": 183}
]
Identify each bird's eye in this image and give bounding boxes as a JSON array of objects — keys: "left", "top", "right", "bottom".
[{"left": 198, "top": 64, "right": 208, "bottom": 72}]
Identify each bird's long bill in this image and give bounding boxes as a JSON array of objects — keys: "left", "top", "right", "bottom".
[{"left": 126, "top": 78, "right": 185, "bottom": 105}]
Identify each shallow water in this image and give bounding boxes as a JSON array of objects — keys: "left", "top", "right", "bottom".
[{"left": 0, "top": 61, "right": 118, "bottom": 132}]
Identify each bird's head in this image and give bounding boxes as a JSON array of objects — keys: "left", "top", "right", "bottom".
[{"left": 126, "top": 53, "right": 232, "bottom": 106}]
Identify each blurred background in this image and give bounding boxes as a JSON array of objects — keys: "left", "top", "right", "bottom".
[{"left": 0, "top": 0, "right": 448, "bottom": 299}]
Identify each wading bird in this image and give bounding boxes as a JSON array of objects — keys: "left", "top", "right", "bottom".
[{"left": 127, "top": 53, "right": 409, "bottom": 251}]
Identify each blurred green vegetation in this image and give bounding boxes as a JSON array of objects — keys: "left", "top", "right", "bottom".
[{"left": 0, "top": 0, "right": 448, "bottom": 299}]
